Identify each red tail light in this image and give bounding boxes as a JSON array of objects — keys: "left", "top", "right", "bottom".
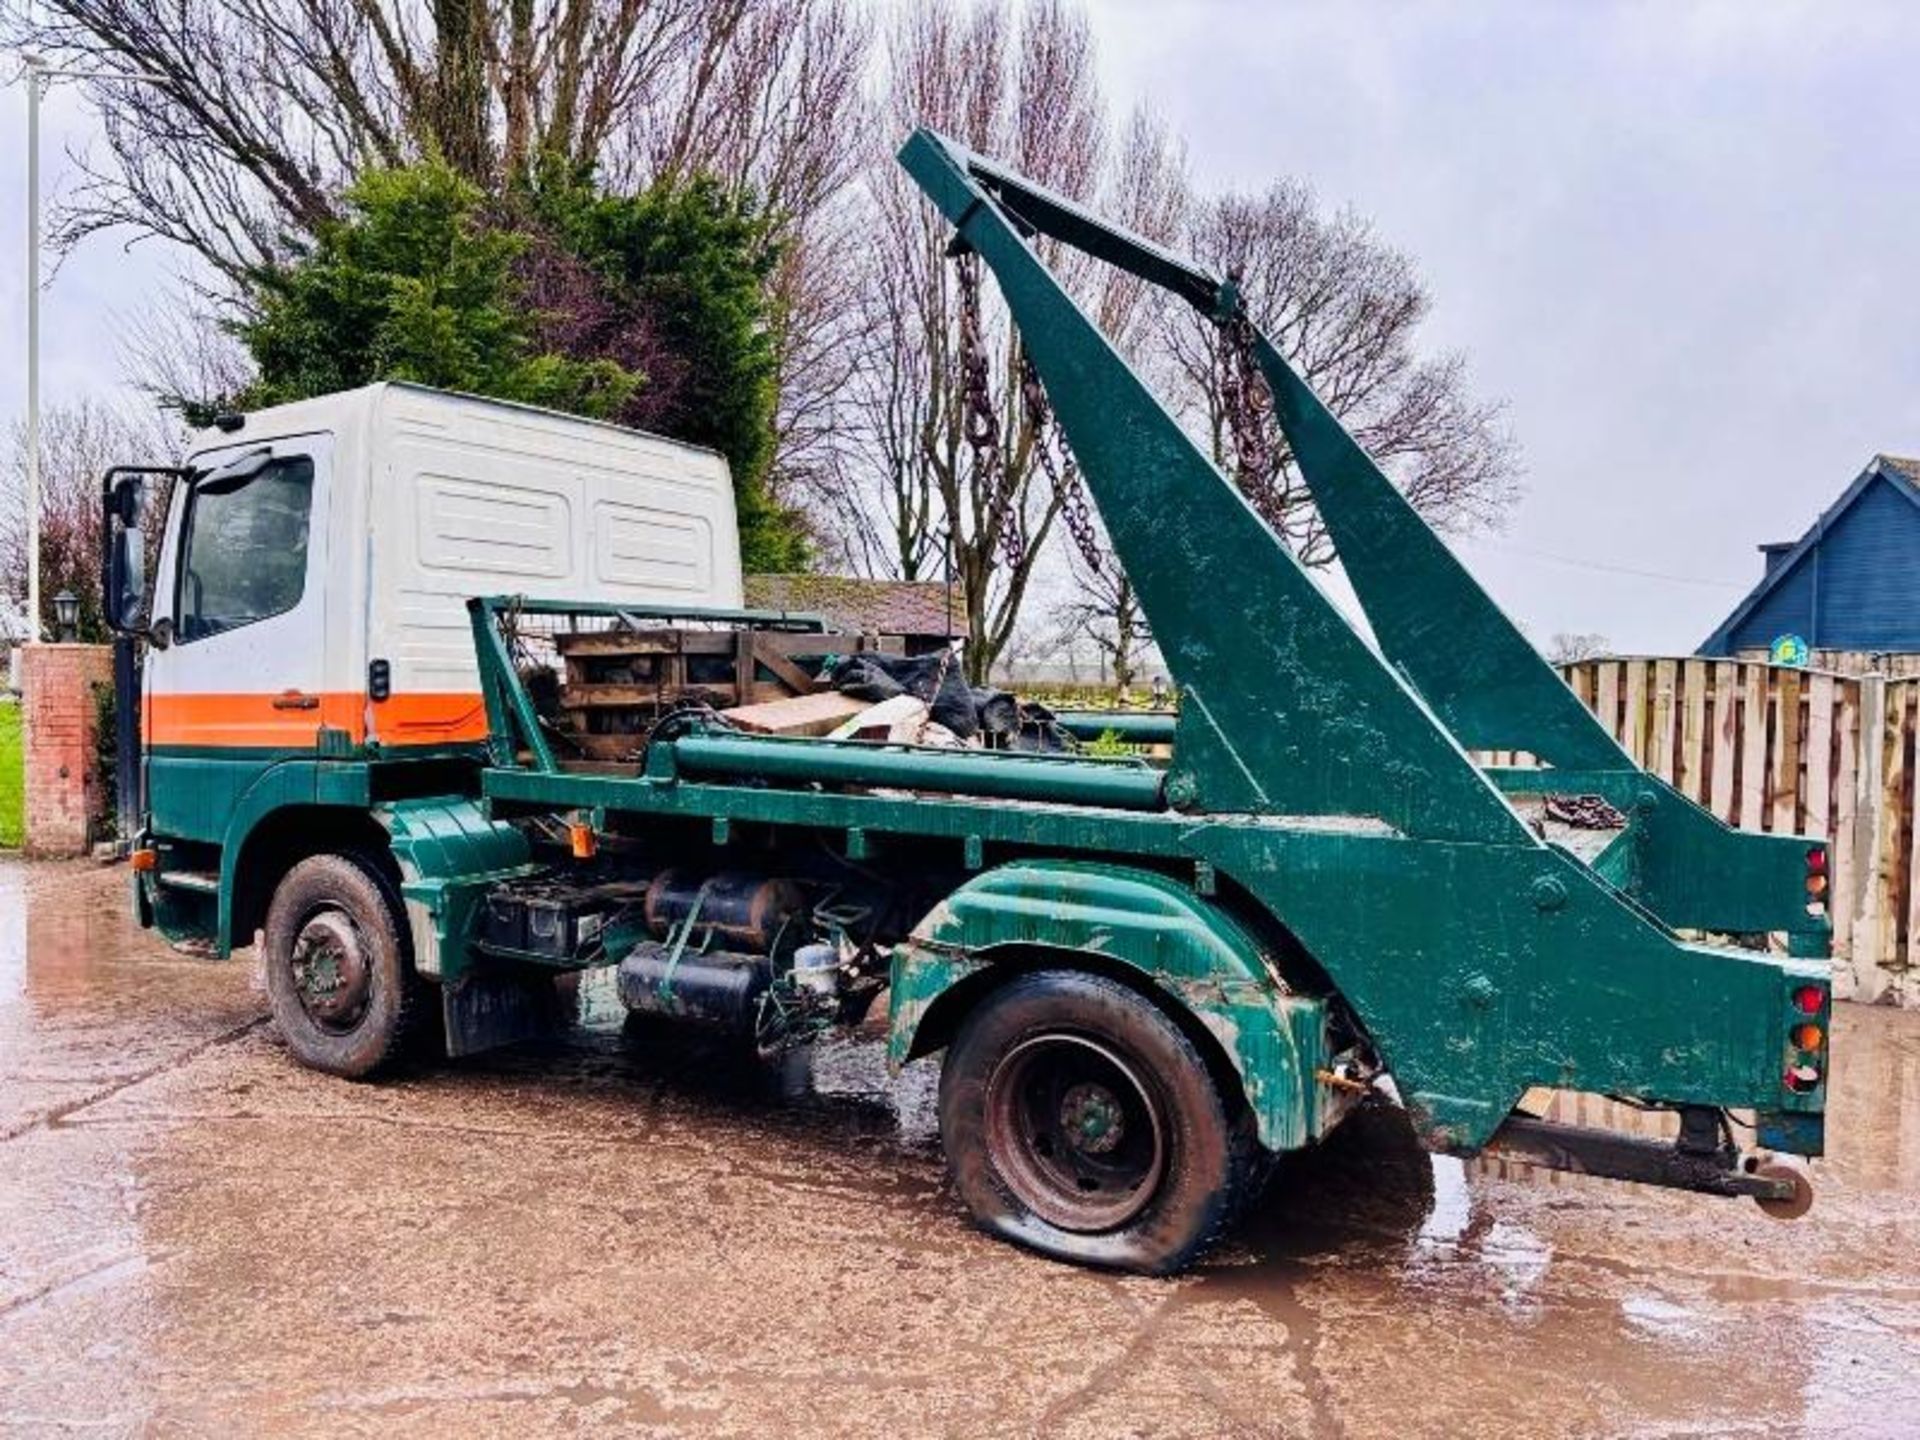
[
  {"left": 1806, "top": 846, "right": 1828, "bottom": 874},
  {"left": 1792, "top": 984, "right": 1825, "bottom": 1015}
]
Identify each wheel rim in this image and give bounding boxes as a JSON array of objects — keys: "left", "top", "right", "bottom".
[
  {"left": 289, "top": 909, "right": 373, "bottom": 1033},
  {"left": 983, "top": 1032, "right": 1167, "bottom": 1233}
]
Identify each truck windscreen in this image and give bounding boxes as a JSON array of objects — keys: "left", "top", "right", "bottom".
[{"left": 175, "top": 455, "right": 314, "bottom": 642}]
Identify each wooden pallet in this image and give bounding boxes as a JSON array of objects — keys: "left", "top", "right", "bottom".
[{"left": 550, "top": 626, "right": 898, "bottom": 756}]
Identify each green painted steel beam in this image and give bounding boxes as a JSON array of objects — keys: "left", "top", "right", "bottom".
[
  {"left": 1242, "top": 330, "right": 1624, "bottom": 769},
  {"left": 1053, "top": 711, "right": 1178, "bottom": 745},
  {"left": 668, "top": 733, "right": 1167, "bottom": 810},
  {"left": 944, "top": 147, "right": 1223, "bottom": 314}
]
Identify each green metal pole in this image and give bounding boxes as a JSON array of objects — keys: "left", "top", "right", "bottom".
[
  {"left": 1053, "top": 712, "right": 1178, "bottom": 745},
  {"left": 669, "top": 734, "right": 1167, "bottom": 811}
]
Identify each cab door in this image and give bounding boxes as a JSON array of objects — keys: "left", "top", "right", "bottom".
[{"left": 144, "top": 434, "right": 340, "bottom": 842}]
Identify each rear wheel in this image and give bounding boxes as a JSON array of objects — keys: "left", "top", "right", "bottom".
[
  {"left": 263, "top": 852, "right": 423, "bottom": 1078},
  {"left": 938, "top": 969, "right": 1259, "bottom": 1273}
]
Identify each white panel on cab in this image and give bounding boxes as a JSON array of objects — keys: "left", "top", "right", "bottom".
[
  {"left": 593, "top": 501, "right": 714, "bottom": 592},
  {"left": 415, "top": 477, "right": 573, "bottom": 578},
  {"left": 366, "top": 383, "right": 743, "bottom": 706}
]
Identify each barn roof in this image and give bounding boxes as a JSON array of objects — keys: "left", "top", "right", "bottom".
[
  {"left": 743, "top": 574, "right": 963, "bottom": 639},
  {"left": 1698, "top": 453, "right": 1920, "bottom": 655}
]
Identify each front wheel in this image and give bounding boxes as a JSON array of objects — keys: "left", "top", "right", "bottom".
[
  {"left": 263, "top": 852, "right": 424, "bottom": 1078},
  {"left": 937, "top": 969, "right": 1259, "bottom": 1273}
]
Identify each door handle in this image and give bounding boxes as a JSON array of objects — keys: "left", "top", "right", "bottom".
[{"left": 271, "top": 691, "right": 321, "bottom": 711}]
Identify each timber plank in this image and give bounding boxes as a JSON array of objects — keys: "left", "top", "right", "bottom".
[
  {"left": 721, "top": 692, "right": 873, "bottom": 737},
  {"left": 1773, "top": 669, "right": 1803, "bottom": 833},
  {"left": 1739, "top": 664, "right": 1768, "bottom": 831},
  {"left": 1806, "top": 674, "right": 1835, "bottom": 838},
  {"left": 561, "top": 684, "right": 739, "bottom": 709},
  {"left": 1596, "top": 662, "right": 1621, "bottom": 743},
  {"left": 555, "top": 630, "right": 738, "bottom": 657},
  {"left": 1709, "top": 660, "right": 1738, "bottom": 819},
  {"left": 1905, "top": 683, "right": 1920, "bottom": 977},
  {"left": 1834, "top": 680, "right": 1859, "bottom": 958},
  {"left": 1625, "top": 661, "right": 1649, "bottom": 767},
  {"left": 752, "top": 641, "right": 821, "bottom": 696},
  {"left": 1652, "top": 658, "right": 1678, "bottom": 782},
  {"left": 1680, "top": 659, "right": 1708, "bottom": 801},
  {"left": 1880, "top": 685, "right": 1911, "bottom": 974}
]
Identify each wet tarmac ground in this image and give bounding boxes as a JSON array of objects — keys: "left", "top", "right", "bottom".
[{"left": 3, "top": 857, "right": 1918, "bottom": 1438}]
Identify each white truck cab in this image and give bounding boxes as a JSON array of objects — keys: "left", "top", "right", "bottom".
[{"left": 145, "top": 382, "right": 742, "bottom": 760}]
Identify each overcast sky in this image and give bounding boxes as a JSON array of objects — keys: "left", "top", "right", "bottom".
[
  {"left": 4, "top": 1, "right": 1919, "bottom": 652},
  {"left": 1086, "top": 0, "right": 1920, "bottom": 651}
]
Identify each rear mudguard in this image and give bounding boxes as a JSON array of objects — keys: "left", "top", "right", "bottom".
[{"left": 888, "top": 860, "right": 1339, "bottom": 1151}]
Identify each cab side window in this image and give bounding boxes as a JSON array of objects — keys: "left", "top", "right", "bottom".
[{"left": 176, "top": 456, "right": 315, "bottom": 642}]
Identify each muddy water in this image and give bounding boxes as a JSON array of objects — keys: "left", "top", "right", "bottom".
[{"left": 2, "top": 856, "right": 1917, "bottom": 1437}]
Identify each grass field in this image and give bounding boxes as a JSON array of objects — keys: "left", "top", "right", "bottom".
[{"left": 0, "top": 700, "right": 22, "bottom": 848}]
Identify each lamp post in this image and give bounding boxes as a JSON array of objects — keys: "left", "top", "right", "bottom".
[
  {"left": 52, "top": 587, "right": 77, "bottom": 641},
  {"left": 24, "top": 53, "right": 42, "bottom": 642},
  {"left": 19, "top": 55, "right": 165, "bottom": 641}
]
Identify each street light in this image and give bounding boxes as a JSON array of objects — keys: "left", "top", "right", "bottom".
[
  {"left": 18, "top": 53, "right": 167, "bottom": 641},
  {"left": 52, "top": 587, "right": 77, "bottom": 641}
]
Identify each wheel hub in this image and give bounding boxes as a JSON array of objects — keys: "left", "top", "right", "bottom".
[
  {"left": 1059, "top": 1082, "right": 1125, "bottom": 1154},
  {"left": 984, "top": 1033, "right": 1167, "bottom": 1234},
  {"left": 291, "top": 911, "right": 371, "bottom": 1030}
]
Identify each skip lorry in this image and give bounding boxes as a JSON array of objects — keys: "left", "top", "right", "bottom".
[{"left": 97, "top": 132, "right": 1831, "bottom": 1272}]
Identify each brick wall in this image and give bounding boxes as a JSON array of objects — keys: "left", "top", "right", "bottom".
[{"left": 21, "top": 644, "right": 113, "bottom": 857}]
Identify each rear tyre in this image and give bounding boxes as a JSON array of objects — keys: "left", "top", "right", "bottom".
[
  {"left": 938, "top": 969, "right": 1259, "bottom": 1274},
  {"left": 263, "top": 852, "right": 423, "bottom": 1079}
]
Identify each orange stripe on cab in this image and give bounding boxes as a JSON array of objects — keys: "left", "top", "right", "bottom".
[{"left": 146, "top": 692, "right": 488, "bottom": 749}]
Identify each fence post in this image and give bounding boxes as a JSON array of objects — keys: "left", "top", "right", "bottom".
[{"left": 1845, "top": 674, "right": 1891, "bottom": 1003}]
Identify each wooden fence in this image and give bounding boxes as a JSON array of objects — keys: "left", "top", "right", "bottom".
[{"left": 1549, "top": 658, "right": 1918, "bottom": 1006}]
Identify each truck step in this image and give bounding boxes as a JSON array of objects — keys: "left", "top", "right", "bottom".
[{"left": 156, "top": 869, "right": 220, "bottom": 894}]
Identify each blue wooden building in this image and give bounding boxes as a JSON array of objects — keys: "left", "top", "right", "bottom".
[{"left": 1699, "top": 454, "right": 1920, "bottom": 658}]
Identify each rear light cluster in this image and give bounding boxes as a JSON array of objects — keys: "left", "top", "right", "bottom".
[
  {"left": 1805, "top": 845, "right": 1829, "bottom": 917},
  {"left": 1784, "top": 982, "right": 1829, "bottom": 1094}
]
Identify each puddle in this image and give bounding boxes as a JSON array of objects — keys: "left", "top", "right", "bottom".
[{"left": 4, "top": 855, "right": 1919, "bottom": 1436}]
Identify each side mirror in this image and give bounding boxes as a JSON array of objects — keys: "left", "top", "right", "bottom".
[
  {"left": 106, "top": 473, "right": 143, "bottom": 527},
  {"left": 107, "top": 523, "right": 146, "bottom": 633}
]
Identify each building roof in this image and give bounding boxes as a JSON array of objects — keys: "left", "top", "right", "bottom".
[
  {"left": 1883, "top": 455, "right": 1920, "bottom": 486},
  {"left": 743, "top": 574, "right": 964, "bottom": 639},
  {"left": 1699, "top": 453, "right": 1920, "bottom": 655}
]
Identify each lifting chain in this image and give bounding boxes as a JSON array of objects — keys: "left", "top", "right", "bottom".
[
  {"left": 954, "top": 252, "right": 1025, "bottom": 571},
  {"left": 1544, "top": 792, "right": 1627, "bottom": 830},
  {"left": 1216, "top": 271, "right": 1288, "bottom": 532},
  {"left": 1018, "top": 351, "right": 1103, "bottom": 574}
]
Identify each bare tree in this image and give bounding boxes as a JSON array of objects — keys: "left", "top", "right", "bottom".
[
  {"left": 836, "top": 0, "right": 1184, "bottom": 682},
  {"left": 1547, "top": 632, "right": 1611, "bottom": 665},
  {"left": 0, "top": 400, "right": 184, "bottom": 641},
  {"left": 607, "top": 0, "right": 873, "bottom": 516},
  {"left": 118, "top": 297, "right": 256, "bottom": 419},
  {"left": 1163, "top": 183, "right": 1519, "bottom": 565},
  {"left": 0, "top": 0, "right": 726, "bottom": 279},
  {"left": 3, "top": 0, "right": 872, "bottom": 502},
  {"left": 1049, "top": 537, "right": 1151, "bottom": 696}
]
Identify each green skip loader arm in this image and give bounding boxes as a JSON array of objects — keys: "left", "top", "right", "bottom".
[
  {"left": 898, "top": 128, "right": 1828, "bottom": 1164},
  {"left": 1240, "top": 305, "right": 1826, "bottom": 947}
]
